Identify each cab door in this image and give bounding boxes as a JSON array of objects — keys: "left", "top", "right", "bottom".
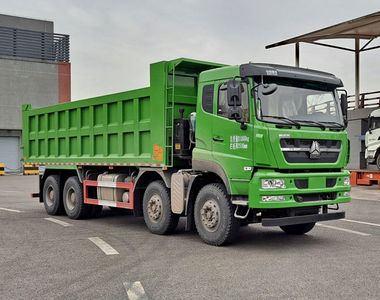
[{"left": 211, "top": 80, "right": 254, "bottom": 193}]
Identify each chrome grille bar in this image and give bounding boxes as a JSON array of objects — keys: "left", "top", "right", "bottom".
[{"left": 281, "top": 147, "right": 341, "bottom": 153}]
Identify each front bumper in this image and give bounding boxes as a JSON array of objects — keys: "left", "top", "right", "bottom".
[
  {"left": 262, "top": 211, "right": 345, "bottom": 226},
  {"left": 249, "top": 169, "right": 351, "bottom": 209}
]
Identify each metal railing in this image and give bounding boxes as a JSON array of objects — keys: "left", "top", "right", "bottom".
[
  {"left": 0, "top": 26, "right": 70, "bottom": 62},
  {"left": 308, "top": 100, "right": 336, "bottom": 115},
  {"left": 347, "top": 91, "right": 380, "bottom": 110}
]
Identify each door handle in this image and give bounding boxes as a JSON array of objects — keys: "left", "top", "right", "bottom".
[{"left": 212, "top": 136, "right": 224, "bottom": 142}]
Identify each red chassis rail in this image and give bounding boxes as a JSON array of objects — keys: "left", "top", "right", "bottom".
[
  {"left": 83, "top": 179, "right": 134, "bottom": 209},
  {"left": 350, "top": 170, "right": 380, "bottom": 186}
]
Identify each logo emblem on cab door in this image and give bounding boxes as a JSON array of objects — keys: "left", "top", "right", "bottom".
[{"left": 309, "top": 141, "right": 321, "bottom": 159}]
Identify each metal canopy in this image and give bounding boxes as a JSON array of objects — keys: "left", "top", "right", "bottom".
[{"left": 266, "top": 11, "right": 380, "bottom": 108}]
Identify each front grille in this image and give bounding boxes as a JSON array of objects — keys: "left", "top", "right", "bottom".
[
  {"left": 294, "top": 192, "right": 337, "bottom": 202},
  {"left": 284, "top": 152, "right": 338, "bottom": 163},
  {"left": 281, "top": 139, "right": 341, "bottom": 163}
]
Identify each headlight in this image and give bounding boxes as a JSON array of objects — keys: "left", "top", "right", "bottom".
[
  {"left": 261, "top": 179, "right": 286, "bottom": 189},
  {"left": 344, "top": 192, "right": 350, "bottom": 197},
  {"left": 343, "top": 177, "right": 350, "bottom": 186},
  {"left": 262, "top": 195, "right": 285, "bottom": 202}
]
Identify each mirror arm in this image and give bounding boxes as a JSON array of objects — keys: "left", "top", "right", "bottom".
[
  {"left": 337, "top": 88, "right": 347, "bottom": 95},
  {"left": 239, "top": 121, "right": 247, "bottom": 130},
  {"left": 238, "top": 76, "right": 249, "bottom": 84}
]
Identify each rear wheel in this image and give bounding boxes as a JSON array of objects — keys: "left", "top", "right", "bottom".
[
  {"left": 63, "top": 176, "right": 91, "bottom": 219},
  {"left": 89, "top": 205, "right": 103, "bottom": 218},
  {"left": 194, "top": 183, "right": 239, "bottom": 246},
  {"left": 42, "top": 175, "right": 64, "bottom": 215},
  {"left": 143, "top": 180, "right": 179, "bottom": 235},
  {"left": 109, "top": 206, "right": 121, "bottom": 211},
  {"left": 108, "top": 206, "right": 133, "bottom": 214},
  {"left": 280, "top": 222, "right": 315, "bottom": 235}
]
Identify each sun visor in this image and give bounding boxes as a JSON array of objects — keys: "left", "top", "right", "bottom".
[{"left": 240, "top": 63, "right": 343, "bottom": 87}]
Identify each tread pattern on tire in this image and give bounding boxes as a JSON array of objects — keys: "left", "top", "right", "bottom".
[
  {"left": 89, "top": 205, "right": 103, "bottom": 218},
  {"left": 43, "top": 175, "right": 64, "bottom": 215},
  {"left": 143, "top": 180, "right": 179, "bottom": 235},
  {"left": 194, "top": 183, "right": 239, "bottom": 246},
  {"left": 63, "top": 176, "right": 91, "bottom": 219},
  {"left": 280, "top": 222, "right": 315, "bottom": 235}
]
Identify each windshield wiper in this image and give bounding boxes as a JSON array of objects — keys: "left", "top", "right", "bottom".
[
  {"left": 262, "top": 115, "right": 301, "bottom": 129},
  {"left": 293, "top": 119, "right": 326, "bottom": 130}
]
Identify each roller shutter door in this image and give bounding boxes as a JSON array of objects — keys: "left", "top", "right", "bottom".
[{"left": 0, "top": 136, "right": 21, "bottom": 172}]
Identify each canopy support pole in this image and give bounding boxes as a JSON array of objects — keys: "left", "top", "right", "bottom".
[
  {"left": 295, "top": 42, "right": 300, "bottom": 67},
  {"left": 355, "top": 37, "right": 360, "bottom": 108}
]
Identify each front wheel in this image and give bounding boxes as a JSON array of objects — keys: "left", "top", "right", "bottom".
[
  {"left": 280, "top": 222, "right": 315, "bottom": 235},
  {"left": 376, "top": 154, "right": 380, "bottom": 170},
  {"left": 194, "top": 183, "right": 239, "bottom": 246}
]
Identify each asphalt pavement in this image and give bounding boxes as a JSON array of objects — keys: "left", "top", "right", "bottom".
[{"left": 0, "top": 175, "right": 379, "bottom": 300}]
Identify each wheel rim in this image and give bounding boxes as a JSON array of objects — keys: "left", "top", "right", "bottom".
[
  {"left": 45, "top": 185, "right": 55, "bottom": 207},
  {"left": 147, "top": 194, "right": 162, "bottom": 223},
  {"left": 200, "top": 199, "right": 220, "bottom": 232},
  {"left": 66, "top": 187, "right": 77, "bottom": 211}
]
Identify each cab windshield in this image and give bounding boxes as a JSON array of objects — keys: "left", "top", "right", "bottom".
[{"left": 256, "top": 78, "right": 344, "bottom": 127}]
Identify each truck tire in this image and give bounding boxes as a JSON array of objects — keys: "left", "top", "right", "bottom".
[
  {"left": 109, "top": 206, "right": 121, "bottom": 211},
  {"left": 63, "top": 176, "right": 91, "bottom": 219},
  {"left": 109, "top": 206, "right": 133, "bottom": 214},
  {"left": 89, "top": 205, "right": 103, "bottom": 218},
  {"left": 280, "top": 222, "right": 315, "bottom": 235},
  {"left": 194, "top": 183, "right": 239, "bottom": 246},
  {"left": 143, "top": 180, "right": 179, "bottom": 235},
  {"left": 42, "top": 175, "right": 64, "bottom": 215}
]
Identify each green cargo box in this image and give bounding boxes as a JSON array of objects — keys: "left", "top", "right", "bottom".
[{"left": 22, "top": 58, "right": 223, "bottom": 167}]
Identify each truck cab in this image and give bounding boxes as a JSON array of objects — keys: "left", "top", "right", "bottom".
[
  {"left": 190, "top": 63, "right": 350, "bottom": 232},
  {"left": 365, "top": 108, "right": 380, "bottom": 169}
]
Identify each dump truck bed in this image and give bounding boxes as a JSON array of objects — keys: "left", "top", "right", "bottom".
[
  {"left": 22, "top": 86, "right": 161, "bottom": 166},
  {"left": 22, "top": 58, "right": 224, "bottom": 167}
]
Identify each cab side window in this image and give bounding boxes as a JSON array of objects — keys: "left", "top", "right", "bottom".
[
  {"left": 202, "top": 84, "right": 214, "bottom": 114},
  {"left": 218, "top": 81, "right": 249, "bottom": 122}
]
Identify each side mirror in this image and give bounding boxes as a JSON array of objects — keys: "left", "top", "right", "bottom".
[
  {"left": 340, "top": 93, "right": 348, "bottom": 126},
  {"left": 261, "top": 83, "right": 278, "bottom": 95},
  {"left": 226, "top": 79, "right": 243, "bottom": 123},
  {"left": 227, "top": 79, "right": 242, "bottom": 106}
]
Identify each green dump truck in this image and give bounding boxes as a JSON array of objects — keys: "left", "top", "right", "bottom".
[{"left": 22, "top": 58, "right": 351, "bottom": 245}]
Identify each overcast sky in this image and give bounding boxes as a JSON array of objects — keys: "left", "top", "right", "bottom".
[{"left": 1, "top": 0, "right": 380, "bottom": 99}]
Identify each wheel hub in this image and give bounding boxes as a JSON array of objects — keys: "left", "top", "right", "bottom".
[
  {"left": 66, "top": 188, "right": 77, "bottom": 211},
  {"left": 147, "top": 195, "right": 162, "bottom": 222},
  {"left": 46, "top": 186, "right": 54, "bottom": 207},
  {"left": 200, "top": 199, "right": 220, "bottom": 231}
]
